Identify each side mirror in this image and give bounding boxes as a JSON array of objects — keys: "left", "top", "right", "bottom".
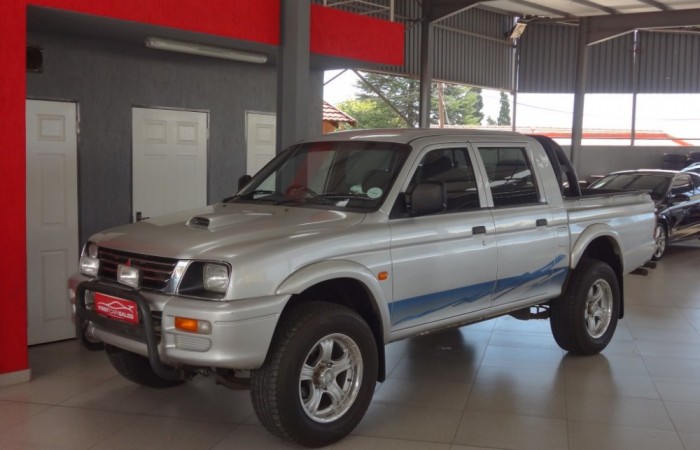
[
  {"left": 410, "top": 181, "right": 446, "bottom": 216},
  {"left": 238, "top": 175, "right": 253, "bottom": 191}
]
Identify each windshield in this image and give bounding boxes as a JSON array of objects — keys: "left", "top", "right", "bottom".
[
  {"left": 229, "top": 140, "right": 411, "bottom": 211},
  {"left": 589, "top": 173, "right": 671, "bottom": 201}
]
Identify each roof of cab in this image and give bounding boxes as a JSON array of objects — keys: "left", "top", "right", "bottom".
[{"left": 305, "top": 128, "right": 524, "bottom": 145}]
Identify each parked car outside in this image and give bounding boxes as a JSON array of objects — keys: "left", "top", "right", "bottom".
[{"left": 589, "top": 169, "right": 700, "bottom": 260}]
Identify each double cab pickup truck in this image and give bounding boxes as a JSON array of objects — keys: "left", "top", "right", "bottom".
[{"left": 69, "top": 129, "right": 655, "bottom": 447}]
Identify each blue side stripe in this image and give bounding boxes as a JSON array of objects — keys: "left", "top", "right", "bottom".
[
  {"left": 390, "top": 255, "right": 569, "bottom": 326},
  {"left": 390, "top": 280, "right": 496, "bottom": 326}
]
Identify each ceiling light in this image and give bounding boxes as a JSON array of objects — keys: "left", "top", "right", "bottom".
[
  {"left": 145, "top": 37, "right": 268, "bottom": 64},
  {"left": 506, "top": 21, "right": 528, "bottom": 40}
]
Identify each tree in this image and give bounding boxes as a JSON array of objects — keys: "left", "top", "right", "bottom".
[
  {"left": 340, "top": 72, "right": 484, "bottom": 129},
  {"left": 497, "top": 91, "right": 512, "bottom": 126}
]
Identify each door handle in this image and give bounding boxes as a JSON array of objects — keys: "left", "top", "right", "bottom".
[
  {"left": 472, "top": 226, "right": 487, "bottom": 235},
  {"left": 536, "top": 218, "right": 548, "bottom": 227}
]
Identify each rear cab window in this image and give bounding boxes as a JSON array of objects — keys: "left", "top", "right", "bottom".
[{"left": 476, "top": 146, "right": 542, "bottom": 207}]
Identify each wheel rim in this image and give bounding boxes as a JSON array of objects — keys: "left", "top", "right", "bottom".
[
  {"left": 653, "top": 225, "right": 666, "bottom": 259},
  {"left": 299, "top": 333, "right": 363, "bottom": 423},
  {"left": 584, "top": 279, "right": 614, "bottom": 339}
]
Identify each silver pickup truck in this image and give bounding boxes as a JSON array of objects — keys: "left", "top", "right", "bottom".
[{"left": 69, "top": 129, "right": 655, "bottom": 447}]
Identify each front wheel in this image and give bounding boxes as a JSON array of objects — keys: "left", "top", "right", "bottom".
[
  {"left": 550, "top": 259, "right": 620, "bottom": 355},
  {"left": 251, "top": 302, "right": 378, "bottom": 448}
]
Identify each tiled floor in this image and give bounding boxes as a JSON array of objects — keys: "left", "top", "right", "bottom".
[{"left": 2, "top": 241, "right": 700, "bottom": 449}]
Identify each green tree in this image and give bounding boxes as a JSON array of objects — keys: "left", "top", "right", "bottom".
[
  {"left": 340, "top": 72, "right": 484, "bottom": 129},
  {"left": 497, "top": 91, "right": 512, "bottom": 126}
]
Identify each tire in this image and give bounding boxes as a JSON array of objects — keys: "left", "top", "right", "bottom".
[
  {"left": 105, "top": 345, "right": 185, "bottom": 388},
  {"left": 250, "top": 302, "right": 378, "bottom": 448},
  {"left": 550, "top": 259, "right": 620, "bottom": 355},
  {"left": 652, "top": 223, "right": 667, "bottom": 261}
]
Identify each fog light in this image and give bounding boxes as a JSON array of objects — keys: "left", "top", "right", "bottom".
[
  {"left": 117, "top": 264, "right": 141, "bottom": 289},
  {"left": 175, "top": 317, "right": 211, "bottom": 334},
  {"left": 80, "top": 256, "right": 100, "bottom": 277}
]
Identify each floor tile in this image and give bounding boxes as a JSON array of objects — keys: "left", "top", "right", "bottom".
[
  {"left": 466, "top": 383, "right": 566, "bottom": 419},
  {"left": 352, "top": 403, "right": 462, "bottom": 443},
  {"left": 565, "top": 370, "right": 659, "bottom": 400},
  {"left": 0, "top": 400, "right": 50, "bottom": 432},
  {"left": 664, "top": 401, "right": 700, "bottom": 433},
  {"left": 473, "top": 365, "right": 566, "bottom": 392},
  {"left": 372, "top": 378, "right": 471, "bottom": 410},
  {"left": 58, "top": 376, "right": 181, "bottom": 414},
  {"left": 388, "top": 355, "right": 480, "bottom": 383},
  {"left": 1, "top": 406, "right": 137, "bottom": 449},
  {"left": 91, "top": 416, "right": 236, "bottom": 450},
  {"left": 568, "top": 420, "right": 684, "bottom": 450},
  {"left": 653, "top": 377, "right": 700, "bottom": 403},
  {"left": 453, "top": 410, "right": 567, "bottom": 450},
  {"left": 565, "top": 392, "right": 674, "bottom": 430},
  {"left": 0, "top": 373, "right": 106, "bottom": 405},
  {"left": 562, "top": 353, "right": 649, "bottom": 377},
  {"left": 153, "top": 376, "right": 254, "bottom": 423},
  {"left": 331, "top": 434, "right": 451, "bottom": 449}
]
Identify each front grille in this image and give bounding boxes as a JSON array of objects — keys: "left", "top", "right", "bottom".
[{"left": 97, "top": 248, "right": 178, "bottom": 291}]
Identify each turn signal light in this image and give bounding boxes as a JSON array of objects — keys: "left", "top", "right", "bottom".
[{"left": 174, "top": 317, "right": 211, "bottom": 334}]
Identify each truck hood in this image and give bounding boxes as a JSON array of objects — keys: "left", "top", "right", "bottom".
[{"left": 90, "top": 203, "right": 366, "bottom": 260}]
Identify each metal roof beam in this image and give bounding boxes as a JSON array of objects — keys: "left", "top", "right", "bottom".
[
  {"left": 429, "top": 0, "right": 482, "bottom": 21},
  {"left": 635, "top": 0, "right": 670, "bottom": 11},
  {"left": 507, "top": 0, "right": 572, "bottom": 18},
  {"left": 588, "top": 8, "right": 700, "bottom": 43},
  {"left": 569, "top": 0, "right": 619, "bottom": 15}
]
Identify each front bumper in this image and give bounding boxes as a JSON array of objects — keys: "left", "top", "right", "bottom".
[{"left": 69, "top": 275, "right": 288, "bottom": 373}]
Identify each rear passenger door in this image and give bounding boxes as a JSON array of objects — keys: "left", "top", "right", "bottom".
[
  {"left": 475, "top": 144, "right": 566, "bottom": 307},
  {"left": 389, "top": 145, "right": 497, "bottom": 331}
]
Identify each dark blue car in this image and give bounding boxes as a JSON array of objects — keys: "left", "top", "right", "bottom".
[{"left": 589, "top": 170, "right": 700, "bottom": 260}]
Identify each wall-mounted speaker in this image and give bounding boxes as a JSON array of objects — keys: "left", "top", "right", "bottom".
[{"left": 27, "top": 46, "right": 43, "bottom": 73}]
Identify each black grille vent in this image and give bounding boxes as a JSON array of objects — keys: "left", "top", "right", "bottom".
[{"left": 97, "top": 248, "right": 178, "bottom": 291}]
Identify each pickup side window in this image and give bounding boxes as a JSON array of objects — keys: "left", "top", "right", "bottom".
[
  {"left": 407, "top": 148, "right": 481, "bottom": 212},
  {"left": 477, "top": 147, "right": 540, "bottom": 207}
]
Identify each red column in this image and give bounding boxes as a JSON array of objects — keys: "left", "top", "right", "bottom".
[{"left": 0, "top": 1, "right": 29, "bottom": 376}]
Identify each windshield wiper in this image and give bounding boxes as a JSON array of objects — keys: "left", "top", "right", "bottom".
[{"left": 227, "top": 190, "right": 278, "bottom": 202}]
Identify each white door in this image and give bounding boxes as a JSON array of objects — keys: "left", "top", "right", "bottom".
[
  {"left": 246, "top": 112, "right": 276, "bottom": 176},
  {"left": 132, "top": 108, "right": 208, "bottom": 220},
  {"left": 26, "top": 99, "right": 79, "bottom": 345}
]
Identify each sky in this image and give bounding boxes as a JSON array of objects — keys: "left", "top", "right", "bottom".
[{"left": 323, "top": 70, "right": 700, "bottom": 140}]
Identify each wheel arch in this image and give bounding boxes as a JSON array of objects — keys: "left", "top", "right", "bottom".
[
  {"left": 276, "top": 260, "right": 390, "bottom": 381},
  {"left": 570, "top": 226, "right": 625, "bottom": 318}
]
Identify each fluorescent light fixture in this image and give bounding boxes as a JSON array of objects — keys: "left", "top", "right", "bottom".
[{"left": 145, "top": 37, "right": 268, "bottom": 64}]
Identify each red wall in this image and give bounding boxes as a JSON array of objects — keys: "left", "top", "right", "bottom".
[
  {"left": 0, "top": 1, "right": 28, "bottom": 375},
  {"left": 0, "top": 0, "right": 402, "bottom": 377}
]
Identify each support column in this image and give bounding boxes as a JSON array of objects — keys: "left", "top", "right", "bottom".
[
  {"left": 276, "top": 0, "right": 311, "bottom": 151},
  {"left": 418, "top": 1, "right": 433, "bottom": 128},
  {"left": 570, "top": 17, "right": 590, "bottom": 170}
]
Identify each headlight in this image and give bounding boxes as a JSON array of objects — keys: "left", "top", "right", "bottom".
[
  {"left": 203, "top": 263, "right": 230, "bottom": 294},
  {"left": 80, "top": 256, "right": 99, "bottom": 276},
  {"left": 79, "top": 241, "right": 100, "bottom": 277}
]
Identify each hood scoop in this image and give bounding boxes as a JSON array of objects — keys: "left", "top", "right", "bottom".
[{"left": 186, "top": 211, "right": 273, "bottom": 230}]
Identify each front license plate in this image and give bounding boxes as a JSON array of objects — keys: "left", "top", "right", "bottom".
[{"left": 93, "top": 292, "right": 139, "bottom": 324}]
